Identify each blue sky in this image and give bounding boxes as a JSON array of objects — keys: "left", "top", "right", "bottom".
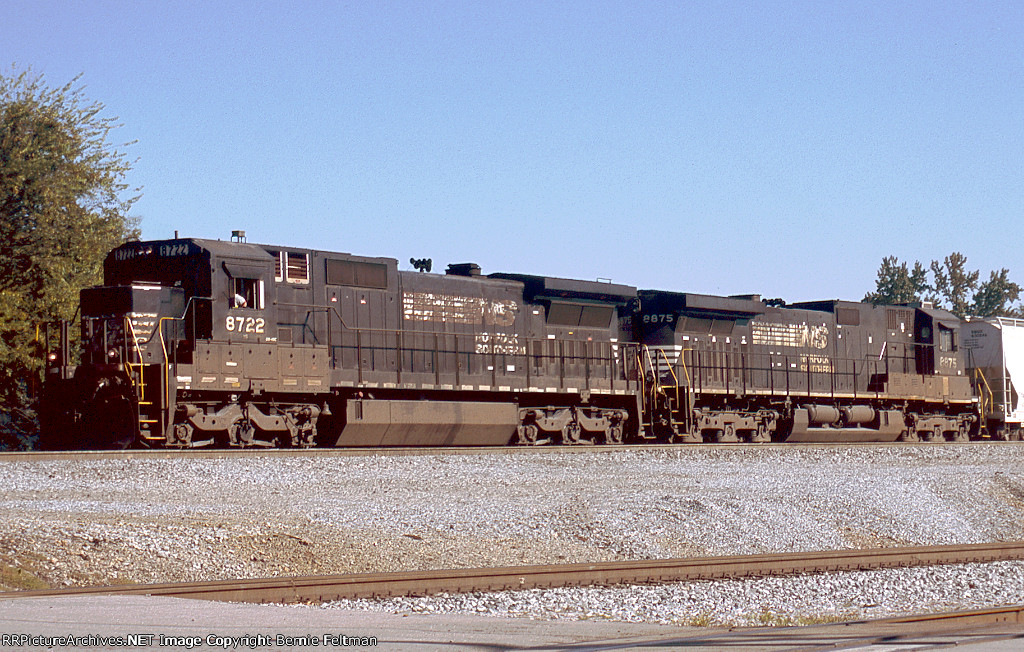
[{"left": 4, "top": 1, "right": 1022, "bottom": 302}]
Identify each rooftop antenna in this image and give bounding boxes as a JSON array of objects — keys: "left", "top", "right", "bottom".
[{"left": 231, "top": 230, "right": 247, "bottom": 243}]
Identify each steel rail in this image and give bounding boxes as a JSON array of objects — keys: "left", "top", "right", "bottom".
[
  {"left": 880, "top": 603, "right": 1024, "bottom": 630},
  {"left": 3, "top": 542, "right": 1024, "bottom": 605},
  {"left": 3, "top": 440, "right": 1023, "bottom": 462}
]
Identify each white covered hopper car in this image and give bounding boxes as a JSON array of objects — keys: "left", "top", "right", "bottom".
[{"left": 963, "top": 317, "right": 1024, "bottom": 440}]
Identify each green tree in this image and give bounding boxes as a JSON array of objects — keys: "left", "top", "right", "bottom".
[
  {"left": 0, "top": 66, "right": 140, "bottom": 436},
  {"left": 971, "top": 269, "right": 1022, "bottom": 317},
  {"left": 866, "top": 253, "right": 1022, "bottom": 318},
  {"left": 929, "top": 253, "right": 979, "bottom": 318},
  {"left": 863, "top": 256, "right": 929, "bottom": 305}
]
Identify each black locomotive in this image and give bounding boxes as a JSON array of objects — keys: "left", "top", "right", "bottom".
[
  {"left": 41, "top": 235, "right": 985, "bottom": 448},
  {"left": 42, "top": 236, "right": 641, "bottom": 448},
  {"left": 634, "top": 292, "right": 975, "bottom": 443}
]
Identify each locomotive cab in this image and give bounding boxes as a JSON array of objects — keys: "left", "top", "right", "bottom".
[
  {"left": 213, "top": 259, "right": 273, "bottom": 343},
  {"left": 914, "top": 308, "right": 961, "bottom": 377},
  {"left": 43, "top": 238, "right": 280, "bottom": 448}
]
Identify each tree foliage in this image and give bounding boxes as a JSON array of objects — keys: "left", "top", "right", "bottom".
[
  {"left": 863, "top": 256, "right": 929, "bottom": 306},
  {"left": 865, "top": 253, "right": 1022, "bottom": 318},
  {"left": 0, "top": 66, "right": 139, "bottom": 421},
  {"left": 972, "top": 268, "right": 1022, "bottom": 318},
  {"left": 929, "top": 253, "right": 979, "bottom": 318}
]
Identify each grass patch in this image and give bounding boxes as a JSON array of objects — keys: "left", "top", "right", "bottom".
[
  {"left": 0, "top": 562, "right": 50, "bottom": 591},
  {"left": 683, "top": 612, "right": 717, "bottom": 627},
  {"left": 751, "top": 610, "right": 858, "bottom": 627},
  {"left": 793, "top": 613, "right": 858, "bottom": 626}
]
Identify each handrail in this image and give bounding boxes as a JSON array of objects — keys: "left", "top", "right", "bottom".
[
  {"left": 973, "top": 367, "right": 993, "bottom": 419},
  {"left": 668, "top": 348, "right": 947, "bottom": 397},
  {"left": 123, "top": 315, "right": 143, "bottom": 364},
  {"left": 636, "top": 350, "right": 647, "bottom": 400},
  {"left": 655, "top": 348, "right": 680, "bottom": 388},
  {"left": 157, "top": 315, "right": 180, "bottom": 437},
  {"left": 639, "top": 346, "right": 691, "bottom": 389},
  {"left": 121, "top": 316, "right": 148, "bottom": 438},
  {"left": 83, "top": 295, "right": 209, "bottom": 349},
  {"left": 321, "top": 322, "right": 640, "bottom": 388},
  {"left": 641, "top": 345, "right": 656, "bottom": 384}
]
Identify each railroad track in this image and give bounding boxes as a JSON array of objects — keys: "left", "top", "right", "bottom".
[
  {"left": 3, "top": 542, "right": 1024, "bottom": 605},
  {"left": 3, "top": 439, "right": 1022, "bottom": 462}
]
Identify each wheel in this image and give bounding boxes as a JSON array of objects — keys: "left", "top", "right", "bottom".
[
  {"left": 604, "top": 424, "right": 624, "bottom": 445},
  {"left": 749, "top": 424, "right": 771, "bottom": 443},
  {"left": 561, "top": 422, "right": 583, "bottom": 445},
  {"left": 952, "top": 422, "right": 970, "bottom": 443},
  {"left": 228, "top": 418, "right": 256, "bottom": 447},
  {"left": 717, "top": 424, "right": 739, "bottom": 443},
  {"left": 516, "top": 424, "right": 539, "bottom": 445},
  {"left": 172, "top": 423, "right": 195, "bottom": 447}
]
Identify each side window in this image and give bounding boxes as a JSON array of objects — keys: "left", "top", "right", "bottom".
[
  {"left": 287, "top": 252, "right": 310, "bottom": 284},
  {"left": 546, "top": 302, "right": 614, "bottom": 328},
  {"left": 547, "top": 303, "right": 582, "bottom": 326},
  {"left": 268, "top": 250, "right": 284, "bottom": 282},
  {"left": 267, "top": 250, "right": 310, "bottom": 284},
  {"left": 836, "top": 307, "right": 860, "bottom": 326},
  {"left": 231, "top": 277, "right": 264, "bottom": 310},
  {"left": 580, "top": 306, "right": 614, "bottom": 328},
  {"left": 938, "top": 326, "right": 954, "bottom": 352}
]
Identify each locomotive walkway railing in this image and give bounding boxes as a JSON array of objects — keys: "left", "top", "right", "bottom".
[
  {"left": 326, "top": 331, "right": 641, "bottom": 392},
  {"left": 651, "top": 344, "right": 948, "bottom": 400},
  {"left": 273, "top": 301, "right": 644, "bottom": 393}
]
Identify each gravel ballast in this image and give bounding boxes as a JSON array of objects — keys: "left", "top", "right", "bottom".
[
  {"left": 323, "top": 560, "right": 1024, "bottom": 627},
  {"left": 2, "top": 444, "right": 1024, "bottom": 622}
]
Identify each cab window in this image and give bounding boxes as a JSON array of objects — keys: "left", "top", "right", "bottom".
[
  {"left": 231, "top": 277, "right": 264, "bottom": 310},
  {"left": 938, "top": 326, "right": 954, "bottom": 352}
]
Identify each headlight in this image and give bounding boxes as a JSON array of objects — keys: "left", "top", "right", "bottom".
[{"left": 107, "top": 348, "right": 120, "bottom": 361}]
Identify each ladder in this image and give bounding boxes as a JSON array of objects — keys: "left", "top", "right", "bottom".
[
  {"left": 124, "top": 317, "right": 166, "bottom": 446},
  {"left": 972, "top": 367, "right": 994, "bottom": 437}
]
